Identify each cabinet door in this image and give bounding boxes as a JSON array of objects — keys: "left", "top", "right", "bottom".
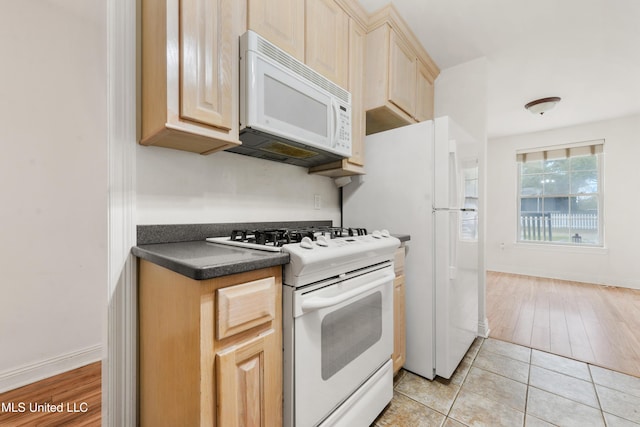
[
  {"left": 305, "top": 0, "right": 349, "bottom": 88},
  {"left": 217, "top": 277, "right": 277, "bottom": 340},
  {"left": 388, "top": 31, "right": 416, "bottom": 118},
  {"left": 217, "top": 329, "right": 282, "bottom": 427},
  {"left": 347, "top": 19, "right": 366, "bottom": 166},
  {"left": 393, "top": 275, "right": 406, "bottom": 373},
  {"left": 247, "top": 0, "right": 305, "bottom": 61},
  {"left": 181, "top": 0, "right": 234, "bottom": 130},
  {"left": 415, "top": 60, "right": 435, "bottom": 122}
]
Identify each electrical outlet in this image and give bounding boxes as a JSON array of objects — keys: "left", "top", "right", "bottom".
[{"left": 314, "top": 194, "right": 321, "bottom": 210}]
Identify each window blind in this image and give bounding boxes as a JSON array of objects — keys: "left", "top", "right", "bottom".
[{"left": 516, "top": 140, "right": 604, "bottom": 163}]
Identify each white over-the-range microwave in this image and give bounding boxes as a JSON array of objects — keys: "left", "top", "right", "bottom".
[{"left": 230, "top": 30, "right": 352, "bottom": 168}]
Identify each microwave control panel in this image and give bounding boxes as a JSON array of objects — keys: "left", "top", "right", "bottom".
[{"left": 336, "top": 104, "right": 352, "bottom": 156}]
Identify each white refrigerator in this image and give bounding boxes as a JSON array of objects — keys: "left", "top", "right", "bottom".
[{"left": 343, "top": 116, "right": 479, "bottom": 380}]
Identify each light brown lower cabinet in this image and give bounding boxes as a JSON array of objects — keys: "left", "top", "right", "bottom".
[
  {"left": 216, "top": 330, "right": 280, "bottom": 426},
  {"left": 393, "top": 274, "right": 406, "bottom": 373},
  {"left": 139, "top": 260, "right": 282, "bottom": 427},
  {"left": 392, "top": 245, "right": 406, "bottom": 374}
]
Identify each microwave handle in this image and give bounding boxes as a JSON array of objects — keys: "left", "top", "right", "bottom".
[
  {"left": 331, "top": 101, "right": 339, "bottom": 148},
  {"left": 300, "top": 272, "right": 394, "bottom": 312}
]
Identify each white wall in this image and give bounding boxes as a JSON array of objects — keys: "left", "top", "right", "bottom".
[
  {"left": 136, "top": 146, "right": 341, "bottom": 225},
  {"left": 487, "top": 114, "right": 640, "bottom": 289},
  {"left": 435, "top": 57, "right": 489, "bottom": 144},
  {"left": 435, "top": 57, "right": 490, "bottom": 336},
  {"left": 0, "top": 0, "right": 107, "bottom": 391}
]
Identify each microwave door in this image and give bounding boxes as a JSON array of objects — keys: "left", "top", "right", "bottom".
[{"left": 250, "top": 53, "right": 332, "bottom": 148}]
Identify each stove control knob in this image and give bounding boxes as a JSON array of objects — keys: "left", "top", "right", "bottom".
[
  {"left": 381, "top": 229, "right": 390, "bottom": 238},
  {"left": 316, "top": 235, "right": 329, "bottom": 247},
  {"left": 300, "top": 236, "right": 314, "bottom": 249},
  {"left": 372, "top": 230, "right": 382, "bottom": 239}
]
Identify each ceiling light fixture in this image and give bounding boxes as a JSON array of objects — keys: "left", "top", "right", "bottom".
[{"left": 525, "top": 97, "right": 561, "bottom": 115}]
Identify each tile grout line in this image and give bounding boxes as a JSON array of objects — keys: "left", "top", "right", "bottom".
[
  {"left": 471, "top": 359, "right": 529, "bottom": 385},
  {"left": 393, "top": 338, "right": 486, "bottom": 426},
  {"left": 445, "top": 341, "right": 481, "bottom": 419},
  {"left": 587, "top": 365, "right": 640, "bottom": 426},
  {"left": 587, "top": 363, "right": 608, "bottom": 426},
  {"left": 527, "top": 364, "right": 606, "bottom": 411},
  {"left": 392, "top": 373, "right": 452, "bottom": 422},
  {"left": 442, "top": 339, "right": 483, "bottom": 427},
  {"left": 473, "top": 341, "right": 532, "bottom": 387},
  {"left": 523, "top": 350, "right": 532, "bottom": 427},
  {"left": 392, "top": 386, "right": 457, "bottom": 425}
]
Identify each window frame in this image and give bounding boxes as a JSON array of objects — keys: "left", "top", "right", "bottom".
[
  {"left": 516, "top": 141, "right": 604, "bottom": 247},
  {"left": 460, "top": 159, "right": 479, "bottom": 241}
]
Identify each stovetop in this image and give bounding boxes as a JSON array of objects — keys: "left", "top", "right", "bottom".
[
  {"left": 207, "top": 226, "right": 368, "bottom": 252},
  {"left": 207, "top": 226, "right": 400, "bottom": 286}
]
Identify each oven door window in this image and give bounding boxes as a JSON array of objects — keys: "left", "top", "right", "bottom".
[{"left": 321, "top": 292, "right": 382, "bottom": 380}]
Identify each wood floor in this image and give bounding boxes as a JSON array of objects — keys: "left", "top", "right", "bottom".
[
  {"left": 487, "top": 271, "right": 640, "bottom": 378},
  {"left": 0, "top": 362, "right": 101, "bottom": 426}
]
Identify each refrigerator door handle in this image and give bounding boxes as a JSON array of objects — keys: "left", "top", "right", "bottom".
[
  {"left": 434, "top": 207, "right": 459, "bottom": 213},
  {"left": 448, "top": 140, "right": 457, "bottom": 154},
  {"left": 434, "top": 207, "right": 476, "bottom": 212},
  {"left": 448, "top": 140, "right": 462, "bottom": 209},
  {"left": 449, "top": 210, "right": 458, "bottom": 281}
]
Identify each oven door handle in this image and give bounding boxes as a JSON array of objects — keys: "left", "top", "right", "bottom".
[{"left": 300, "top": 272, "right": 395, "bottom": 312}]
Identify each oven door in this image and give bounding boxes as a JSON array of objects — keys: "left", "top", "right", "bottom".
[{"left": 292, "top": 265, "right": 394, "bottom": 427}]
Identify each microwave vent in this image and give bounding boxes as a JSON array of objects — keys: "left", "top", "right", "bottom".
[{"left": 256, "top": 37, "right": 350, "bottom": 105}]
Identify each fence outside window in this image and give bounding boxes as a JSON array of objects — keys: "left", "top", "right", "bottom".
[{"left": 520, "top": 212, "right": 598, "bottom": 243}]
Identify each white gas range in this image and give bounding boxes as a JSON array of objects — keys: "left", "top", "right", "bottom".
[{"left": 208, "top": 226, "right": 400, "bottom": 426}]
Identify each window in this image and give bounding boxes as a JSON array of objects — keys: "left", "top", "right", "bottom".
[
  {"left": 517, "top": 141, "right": 603, "bottom": 246},
  {"left": 461, "top": 161, "right": 479, "bottom": 240}
]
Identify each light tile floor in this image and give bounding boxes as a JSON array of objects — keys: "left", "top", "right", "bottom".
[{"left": 373, "top": 338, "right": 640, "bottom": 427}]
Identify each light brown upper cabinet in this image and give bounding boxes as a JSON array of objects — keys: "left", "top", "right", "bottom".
[
  {"left": 246, "top": 0, "right": 305, "bottom": 61},
  {"left": 308, "top": 0, "right": 369, "bottom": 177},
  {"left": 305, "top": 0, "right": 349, "bottom": 89},
  {"left": 347, "top": 19, "right": 367, "bottom": 168},
  {"left": 365, "top": 5, "right": 439, "bottom": 135},
  {"left": 243, "top": 0, "right": 369, "bottom": 176},
  {"left": 388, "top": 31, "right": 417, "bottom": 118},
  {"left": 140, "top": 0, "right": 241, "bottom": 154},
  {"left": 415, "top": 60, "right": 435, "bottom": 122}
]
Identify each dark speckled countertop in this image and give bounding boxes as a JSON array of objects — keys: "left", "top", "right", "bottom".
[
  {"left": 132, "top": 241, "right": 289, "bottom": 280},
  {"left": 131, "top": 221, "right": 410, "bottom": 281},
  {"left": 132, "top": 221, "right": 328, "bottom": 281},
  {"left": 392, "top": 234, "right": 410, "bottom": 243}
]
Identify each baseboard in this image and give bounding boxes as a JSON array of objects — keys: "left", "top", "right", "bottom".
[
  {"left": 487, "top": 266, "right": 640, "bottom": 290},
  {"left": 478, "top": 318, "right": 490, "bottom": 338},
  {"left": 0, "top": 344, "right": 102, "bottom": 393}
]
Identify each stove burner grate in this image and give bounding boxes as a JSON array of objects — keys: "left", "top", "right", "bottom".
[{"left": 227, "top": 226, "right": 368, "bottom": 247}]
